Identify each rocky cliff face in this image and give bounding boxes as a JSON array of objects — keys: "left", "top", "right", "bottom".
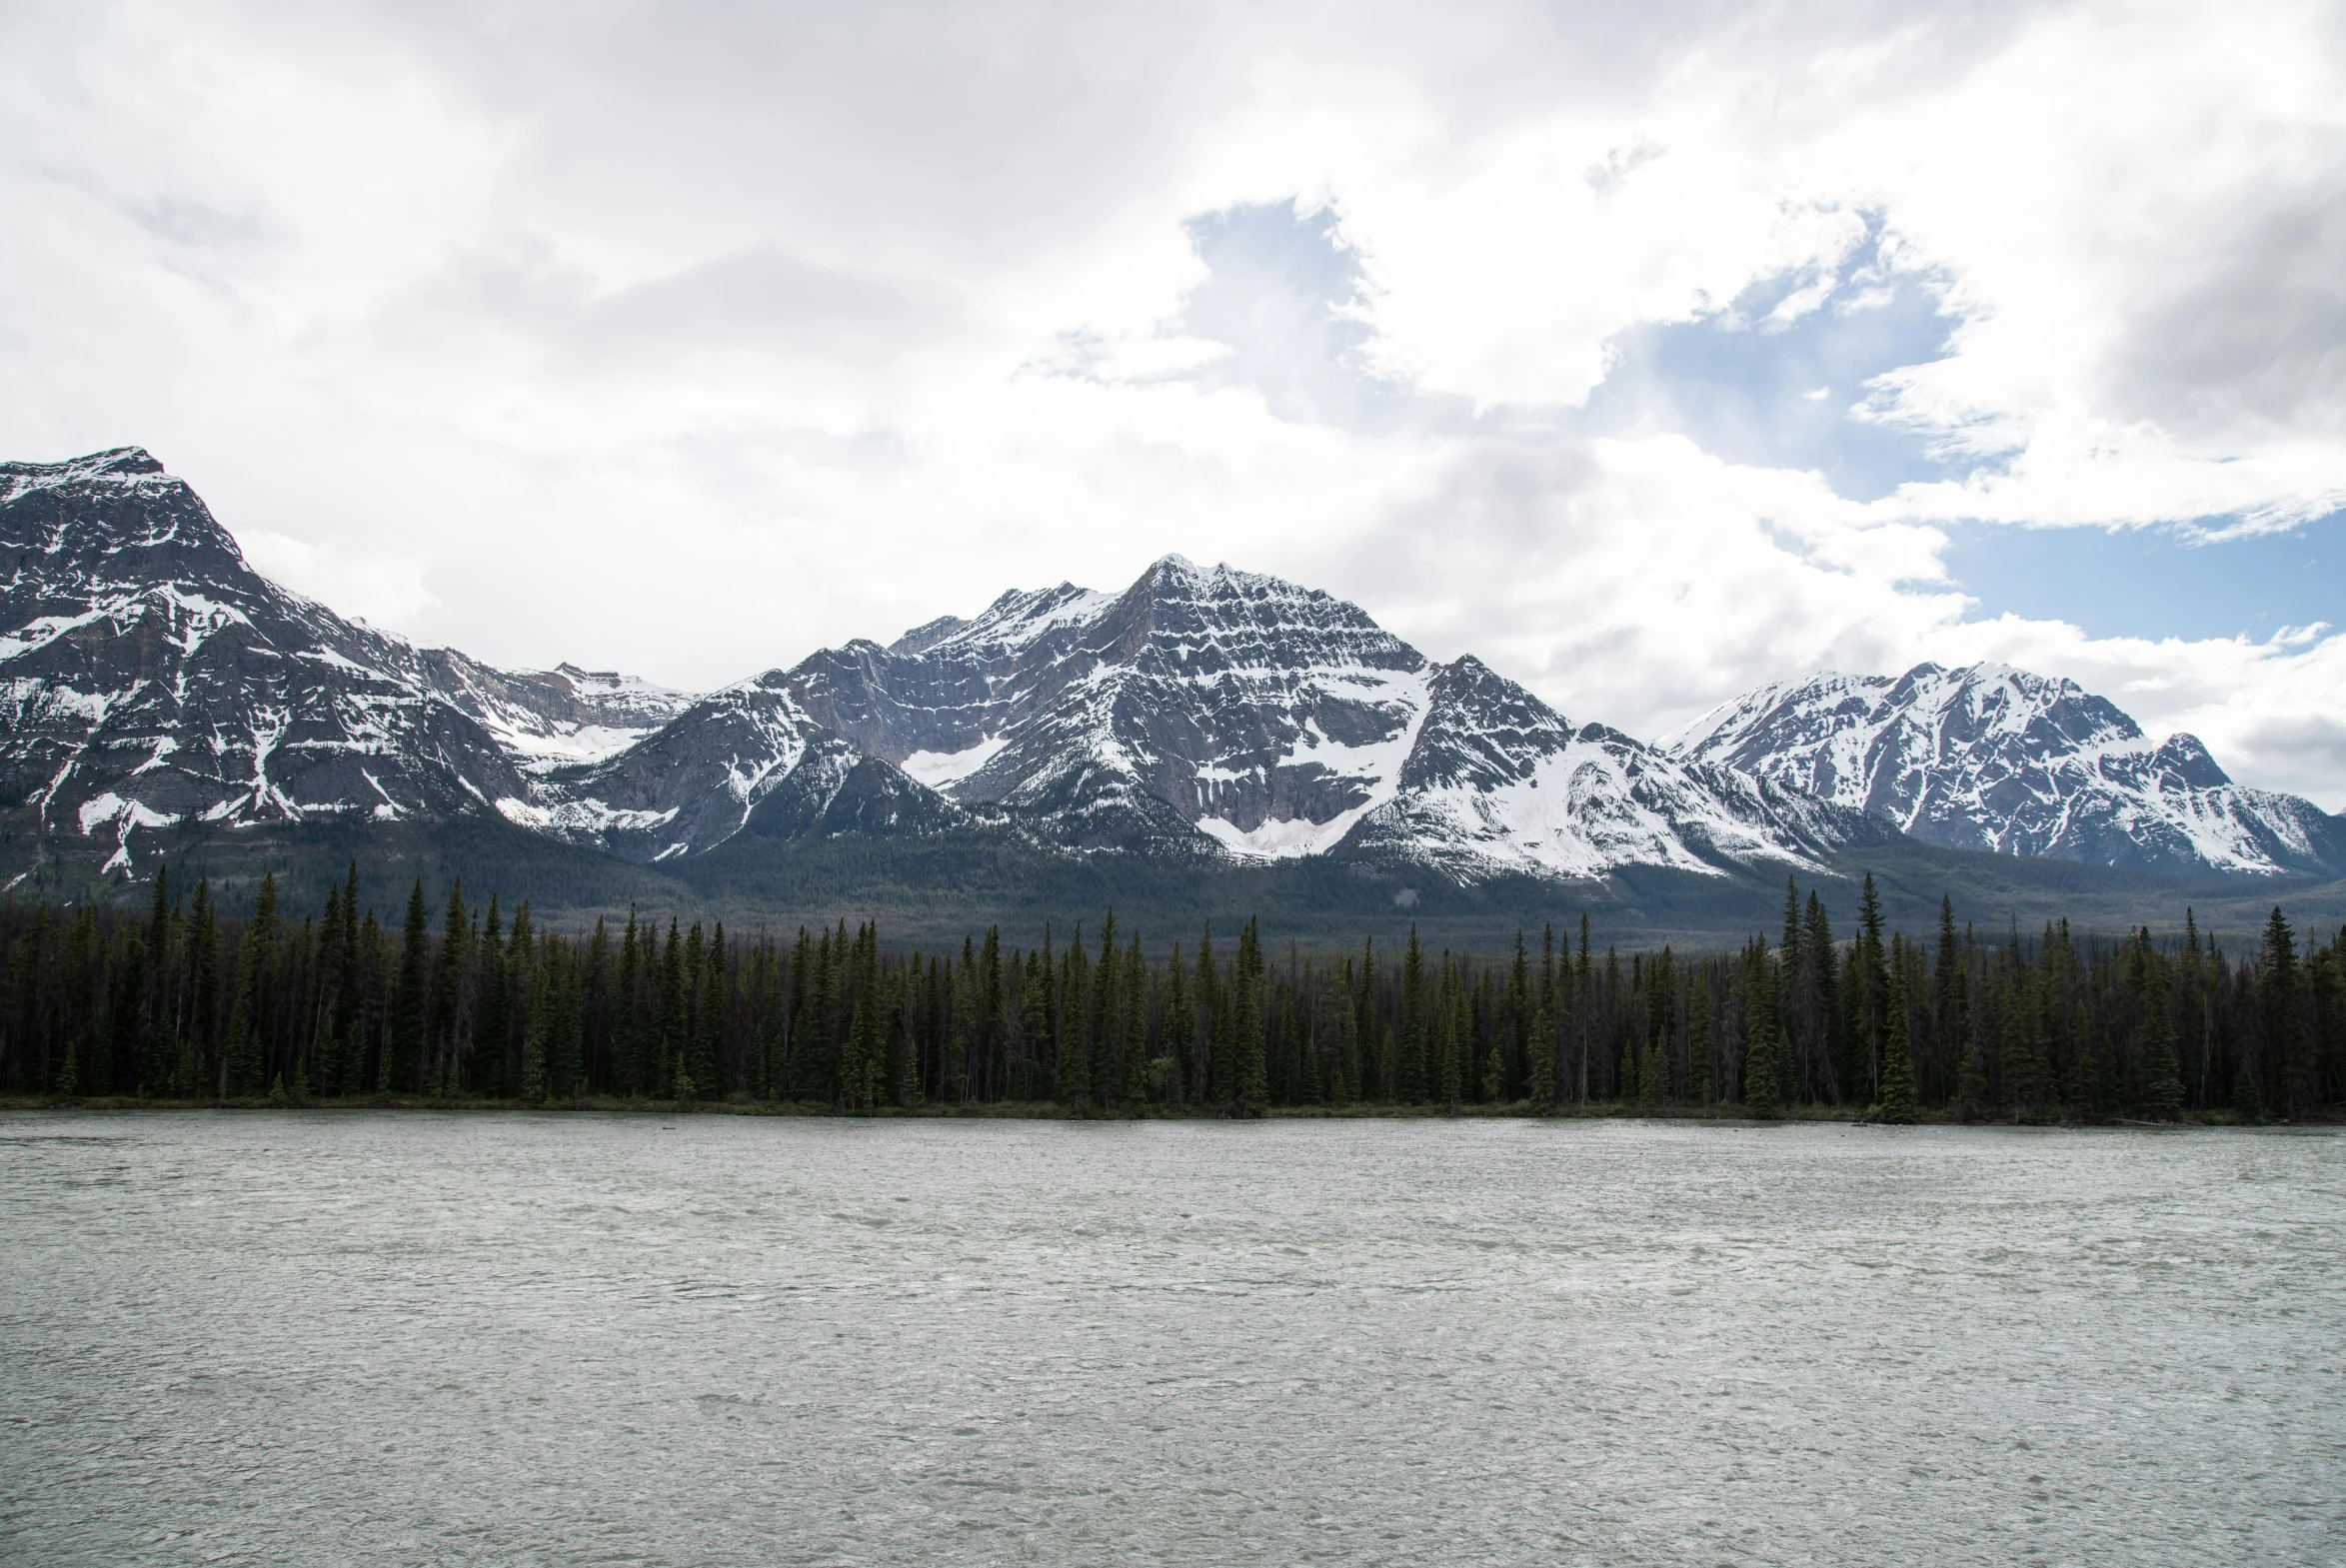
[
  {"left": 17, "top": 447, "right": 2313, "bottom": 889},
  {"left": 1663, "top": 662, "right": 2346, "bottom": 875},
  {"left": 0, "top": 449, "right": 683, "bottom": 874},
  {"left": 544, "top": 552, "right": 1873, "bottom": 876}
]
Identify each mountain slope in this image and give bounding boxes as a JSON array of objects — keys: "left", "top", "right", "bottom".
[
  {"left": 1663, "top": 662, "right": 2346, "bottom": 875},
  {"left": 0, "top": 449, "right": 684, "bottom": 875},
  {"left": 581, "top": 554, "right": 1872, "bottom": 878}
]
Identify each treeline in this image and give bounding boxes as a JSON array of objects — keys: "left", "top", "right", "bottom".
[{"left": 4, "top": 864, "right": 2342, "bottom": 1119}]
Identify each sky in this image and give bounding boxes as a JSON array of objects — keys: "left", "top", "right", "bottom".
[{"left": 2, "top": 0, "right": 2342, "bottom": 807}]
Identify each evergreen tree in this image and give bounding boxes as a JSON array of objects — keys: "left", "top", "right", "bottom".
[
  {"left": 2229, "top": 1034, "right": 2264, "bottom": 1122},
  {"left": 2259, "top": 906, "right": 2305, "bottom": 1115},
  {"left": 2139, "top": 938, "right": 2186, "bottom": 1120},
  {"left": 1955, "top": 1007, "right": 1991, "bottom": 1119},
  {"left": 1056, "top": 927, "right": 1090, "bottom": 1109},
  {"left": 388, "top": 878, "right": 431, "bottom": 1094},
  {"left": 1851, "top": 873, "right": 1889, "bottom": 1105},
  {"left": 1234, "top": 918, "right": 1268, "bottom": 1114},
  {"left": 1876, "top": 972, "right": 1918, "bottom": 1123},
  {"left": 691, "top": 923, "right": 726, "bottom": 1097},
  {"left": 476, "top": 897, "right": 510, "bottom": 1096},
  {"left": 520, "top": 960, "right": 549, "bottom": 1102},
  {"left": 1687, "top": 973, "right": 1715, "bottom": 1105},
  {"left": 1159, "top": 944, "right": 1192, "bottom": 1108},
  {"left": 1398, "top": 926, "right": 1427, "bottom": 1105},
  {"left": 430, "top": 879, "right": 468, "bottom": 1093},
  {"left": 1747, "top": 1022, "right": 1791, "bottom": 1118}
]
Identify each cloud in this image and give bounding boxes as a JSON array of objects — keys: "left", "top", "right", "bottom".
[
  {"left": 2, "top": 0, "right": 2343, "bottom": 811},
  {"left": 387, "top": 241, "right": 949, "bottom": 368},
  {"left": 2106, "top": 182, "right": 2346, "bottom": 443}
]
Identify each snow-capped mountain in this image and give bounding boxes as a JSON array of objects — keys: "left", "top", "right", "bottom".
[
  {"left": 0, "top": 449, "right": 687, "bottom": 872},
  {"left": 541, "top": 553, "right": 1874, "bottom": 878},
  {"left": 33, "top": 446, "right": 2318, "bottom": 893},
  {"left": 1663, "top": 663, "right": 2346, "bottom": 875}
]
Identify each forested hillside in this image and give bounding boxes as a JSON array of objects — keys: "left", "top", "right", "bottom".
[{"left": 8, "top": 862, "right": 2340, "bottom": 1121}]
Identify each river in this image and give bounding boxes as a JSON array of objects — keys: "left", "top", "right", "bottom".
[{"left": 2, "top": 1111, "right": 2339, "bottom": 1565}]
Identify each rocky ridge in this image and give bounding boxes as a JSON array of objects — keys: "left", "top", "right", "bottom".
[
  {"left": 1663, "top": 663, "right": 2346, "bottom": 875},
  {"left": 12, "top": 448, "right": 2324, "bottom": 888}
]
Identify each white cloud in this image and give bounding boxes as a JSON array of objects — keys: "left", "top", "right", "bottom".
[{"left": 0, "top": 0, "right": 2340, "bottom": 809}]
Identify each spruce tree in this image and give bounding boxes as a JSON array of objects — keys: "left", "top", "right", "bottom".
[
  {"left": 691, "top": 924, "right": 725, "bottom": 1097},
  {"left": 1398, "top": 926, "right": 1426, "bottom": 1105},
  {"left": 2139, "top": 942, "right": 2185, "bottom": 1120},
  {"left": 1159, "top": 945, "right": 1191, "bottom": 1107},
  {"left": 887, "top": 966, "right": 917, "bottom": 1107},
  {"left": 476, "top": 897, "right": 509, "bottom": 1096},
  {"left": 1234, "top": 918, "right": 1268, "bottom": 1114},
  {"left": 1124, "top": 933, "right": 1149, "bottom": 1112},
  {"left": 429, "top": 880, "right": 468, "bottom": 1093},
  {"left": 1430, "top": 970, "right": 1460, "bottom": 1111},
  {"left": 2259, "top": 906, "right": 2305, "bottom": 1115},
  {"left": 521, "top": 960, "right": 550, "bottom": 1103},
  {"left": 2229, "top": 1039, "right": 2264, "bottom": 1123},
  {"left": 1747, "top": 1022, "right": 1791, "bottom": 1118},
  {"left": 1687, "top": 975, "right": 1714, "bottom": 1106},
  {"left": 1056, "top": 927, "right": 1091, "bottom": 1109},
  {"left": 1876, "top": 974, "right": 1918, "bottom": 1123},
  {"left": 223, "top": 923, "right": 264, "bottom": 1098},
  {"left": 1955, "top": 1011, "right": 1991, "bottom": 1119},
  {"left": 388, "top": 878, "right": 431, "bottom": 1094}
]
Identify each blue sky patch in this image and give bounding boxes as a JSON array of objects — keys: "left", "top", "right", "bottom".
[
  {"left": 1579, "top": 233, "right": 1966, "bottom": 501},
  {"left": 1941, "top": 513, "right": 2343, "bottom": 640}
]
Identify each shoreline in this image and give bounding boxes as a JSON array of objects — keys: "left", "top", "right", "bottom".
[{"left": 2, "top": 1094, "right": 2324, "bottom": 1127}]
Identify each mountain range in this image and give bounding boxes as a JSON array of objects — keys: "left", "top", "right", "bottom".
[{"left": 3, "top": 448, "right": 2338, "bottom": 907}]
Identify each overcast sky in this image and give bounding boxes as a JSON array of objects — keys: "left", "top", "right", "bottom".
[{"left": 4, "top": 1, "right": 2343, "bottom": 805}]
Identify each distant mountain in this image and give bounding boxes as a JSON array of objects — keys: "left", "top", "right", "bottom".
[
  {"left": 15, "top": 448, "right": 2324, "bottom": 899},
  {"left": 1662, "top": 662, "right": 2346, "bottom": 876},
  {"left": 0, "top": 449, "right": 687, "bottom": 875},
  {"left": 522, "top": 552, "right": 1873, "bottom": 877}
]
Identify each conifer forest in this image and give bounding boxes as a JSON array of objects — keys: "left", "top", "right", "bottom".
[{"left": 5, "top": 863, "right": 2341, "bottom": 1121}]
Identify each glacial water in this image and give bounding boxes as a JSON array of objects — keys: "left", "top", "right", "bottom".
[{"left": 2, "top": 1111, "right": 2340, "bottom": 1566}]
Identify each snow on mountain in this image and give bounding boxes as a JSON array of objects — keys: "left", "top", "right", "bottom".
[
  {"left": 0, "top": 449, "right": 688, "bottom": 874},
  {"left": 1663, "top": 662, "right": 2346, "bottom": 875},
  {"left": 1343, "top": 656, "right": 1883, "bottom": 879},
  {"left": 601, "top": 553, "right": 1873, "bottom": 875},
  {"left": 422, "top": 653, "right": 693, "bottom": 771},
  {"left": 505, "top": 674, "right": 841, "bottom": 861},
  {"left": 33, "top": 447, "right": 2308, "bottom": 890}
]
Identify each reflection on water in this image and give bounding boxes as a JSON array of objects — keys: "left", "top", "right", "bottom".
[{"left": 2, "top": 1112, "right": 2340, "bottom": 1565}]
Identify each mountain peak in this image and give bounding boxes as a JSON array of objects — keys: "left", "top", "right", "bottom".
[{"left": 1671, "top": 660, "right": 2337, "bottom": 874}]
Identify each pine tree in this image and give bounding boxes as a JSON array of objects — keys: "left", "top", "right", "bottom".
[
  {"left": 1124, "top": 932, "right": 1149, "bottom": 1113},
  {"left": 691, "top": 923, "right": 726, "bottom": 1098},
  {"left": 1234, "top": 918, "right": 1268, "bottom": 1114},
  {"left": 1159, "top": 944, "right": 1192, "bottom": 1107},
  {"left": 388, "top": 878, "right": 431, "bottom": 1094},
  {"left": 1687, "top": 974, "right": 1714, "bottom": 1105},
  {"left": 1955, "top": 1008, "right": 1991, "bottom": 1119},
  {"left": 1056, "top": 927, "right": 1090, "bottom": 1109},
  {"left": 507, "top": 945, "right": 539, "bottom": 1102},
  {"left": 2139, "top": 939, "right": 2185, "bottom": 1120},
  {"left": 1876, "top": 973, "right": 1918, "bottom": 1123},
  {"left": 476, "top": 897, "right": 510, "bottom": 1096},
  {"left": 1747, "top": 1022, "right": 1791, "bottom": 1118},
  {"left": 2260, "top": 906, "right": 2305, "bottom": 1115},
  {"left": 1430, "top": 964, "right": 1460, "bottom": 1112},
  {"left": 430, "top": 879, "right": 468, "bottom": 1093},
  {"left": 1398, "top": 926, "right": 1426, "bottom": 1105},
  {"left": 1852, "top": 873, "right": 1888, "bottom": 1105},
  {"left": 2229, "top": 1037, "right": 2264, "bottom": 1123}
]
